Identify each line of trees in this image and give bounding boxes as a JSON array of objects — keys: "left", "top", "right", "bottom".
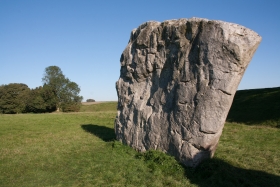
[{"left": 0, "top": 66, "right": 83, "bottom": 114}]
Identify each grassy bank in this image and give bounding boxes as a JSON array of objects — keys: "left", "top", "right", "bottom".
[
  {"left": 1, "top": 103, "right": 280, "bottom": 186},
  {"left": 227, "top": 87, "right": 280, "bottom": 127}
]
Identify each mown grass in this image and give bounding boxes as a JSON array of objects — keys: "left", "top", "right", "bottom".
[
  {"left": 1, "top": 89, "right": 280, "bottom": 187},
  {"left": 0, "top": 112, "right": 190, "bottom": 187}
]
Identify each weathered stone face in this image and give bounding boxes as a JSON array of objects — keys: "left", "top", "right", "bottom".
[{"left": 115, "top": 18, "right": 261, "bottom": 167}]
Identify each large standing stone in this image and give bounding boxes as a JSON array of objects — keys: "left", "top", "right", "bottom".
[{"left": 115, "top": 18, "right": 261, "bottom": 167}]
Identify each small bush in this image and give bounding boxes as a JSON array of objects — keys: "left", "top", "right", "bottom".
[
  {"left": 86, "top": 99, "right": 95, "bottom": 102},
  {"left": 61, "top": 102, "right": 81, "bottom": 112}
]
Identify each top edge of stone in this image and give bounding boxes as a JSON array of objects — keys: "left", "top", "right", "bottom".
[
  {"left": 133, "top": 17, "right": 261, "bottom": 39},
  {"left": 136, "top": 17, "right": 240, "bottom": 27}
]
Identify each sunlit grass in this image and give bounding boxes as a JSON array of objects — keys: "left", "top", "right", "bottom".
[{"left": 0, "top": 102, "right": 279, "bottom": 186}]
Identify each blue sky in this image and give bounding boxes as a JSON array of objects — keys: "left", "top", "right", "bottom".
[{"left": 0, "top": 0, "right": 279, "bottom": 101}]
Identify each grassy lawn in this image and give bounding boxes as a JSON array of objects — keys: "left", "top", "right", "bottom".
[{"left": 0, "top": 102, "right": 280, "bottom": 186}]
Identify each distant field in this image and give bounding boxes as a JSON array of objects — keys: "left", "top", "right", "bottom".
[
  {"left": 80, "top": 101, "right": 117, "bottom": 112},
  {"left": 81, "top": 101, "right": 117, "bottom": 105},
  {"left": 1, "top": 88, "right": 280, "bottom": 186}
]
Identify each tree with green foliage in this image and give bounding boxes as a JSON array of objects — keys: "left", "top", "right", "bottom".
[
  {"left": 25, "top": 85, "right": 56, "bottom": 113},
  {"left": 42, "top": 66, "right": 83, "bottom": 112},
  {"left": 0, "top": 83, "right": 30, "bottom": 114}
]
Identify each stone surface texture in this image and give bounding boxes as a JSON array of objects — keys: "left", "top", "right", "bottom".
[{"left": 115, "top": 18, "right": 261, "bottom": 167}]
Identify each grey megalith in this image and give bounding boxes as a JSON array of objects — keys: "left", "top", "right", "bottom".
[{"left": 115, "top": 18, "right": 261, "bottom": 167}]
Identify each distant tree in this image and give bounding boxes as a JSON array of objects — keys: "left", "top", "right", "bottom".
[
  {"left": 42, "top": 66, "right": 83, "bottom": 112},
  {"left": 0, "top": 83, "right": 30, "bottom": 114},
  {"left": 25, "top": 87, "right": 45, "bottom": 113},
  {"left": 41, "top": 84, "right": 57, "bottom": 112},
  {"left": 86, "top": 99, "right": 95, "bottom": 102},
  {"left": 25, "top": 85, "right": 56, "bottom": 113},
  {"left": 60, "top": 81, "right": 83, "bottom": 112}
]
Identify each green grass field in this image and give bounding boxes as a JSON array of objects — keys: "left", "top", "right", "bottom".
[{"left": 1, "top": 90, "right": 280, "bottom": 186}]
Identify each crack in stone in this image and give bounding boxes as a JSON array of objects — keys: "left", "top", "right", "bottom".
[{"left": 218, "top": 89, "right": 232, "bottom": 96}]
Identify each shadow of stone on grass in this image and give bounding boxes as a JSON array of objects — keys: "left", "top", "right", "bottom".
[
  {"left": 81, "top": 124, "right": 115, "bottom": 142},
  {"left": 185, "top": 158, "right": 280, "bottom": 187}
]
